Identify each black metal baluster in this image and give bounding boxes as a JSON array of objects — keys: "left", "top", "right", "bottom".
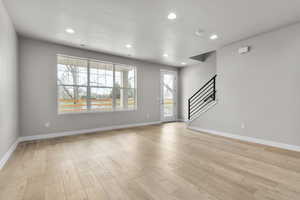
[
  {"left": 188, "top": 75, "right": 217, "bottom": 121},
  {"left": 188, "top": 99, "right": 191, "bottom": 120}
]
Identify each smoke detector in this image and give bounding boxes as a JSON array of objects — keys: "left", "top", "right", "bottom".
[{"left": 195, "top": 29, "right": 205, "bottom": 37}]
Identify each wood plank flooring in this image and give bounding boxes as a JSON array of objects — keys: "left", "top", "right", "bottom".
[{"left": 1, "top": 122, "right": 300, "bottom": 200}]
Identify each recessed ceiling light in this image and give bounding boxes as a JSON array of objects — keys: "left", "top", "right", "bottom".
[
  {"left": 163, "top": 53, "right": 169, "bottom": 57},
  {"left": 181, "top": 62, "right": 187, "bottom": 65},
  {"left": 65, "top": 28, "right": 75, "bottom": 34},
  {"left": 125, "top": 44, "right": 132, "bottom": 48},
  {"left": 210, "top": 34, "right": 218, "bottom": 40},
  {"left": 167, "top": 12, "right": 177, "bottom": 20}
]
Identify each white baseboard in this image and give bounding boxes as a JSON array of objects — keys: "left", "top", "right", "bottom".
[
  {"left": 0, "top": 121, "right": 162, "bottom": 170},
  {"left": 3, "top": 122, "right": 300, "bottom": 170},
  {"left": 19, "top": 121, "right": 162, "bottom": 142},
  {"left": 188, "top": 126, "right": 300, "bottom": 152},
  {"left": 0, "top": 139, "right": 20, "bottom": 170}
]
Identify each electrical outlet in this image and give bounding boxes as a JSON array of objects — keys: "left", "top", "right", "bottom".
[
  {"left": 241, "top": 123, "right": 245, "bottom": 129},
  {"left": 45, "top": 122, "right": 50, "bottom": 128}
]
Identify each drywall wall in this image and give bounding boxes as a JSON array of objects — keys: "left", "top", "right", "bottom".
[
  {"left": 187, "top": 23, "right": 300, "bottom": 146},
  {"left": 19, "top": 37, "right": 178, "bottom": 137},
  {"left": 0, "top": 0, "right": 19, "bottom": 159},
  {"left": 178, "top": 52, "right": 216, "bottom": 120}
]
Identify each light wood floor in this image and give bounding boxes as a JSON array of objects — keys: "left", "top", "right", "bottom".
[{"left": 1, "top": 122, "right": 300, "bottom": 200}]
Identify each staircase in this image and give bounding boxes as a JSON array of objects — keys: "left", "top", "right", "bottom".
[{"left": 188, "top": 75, "right": 217, "bottom": 121}]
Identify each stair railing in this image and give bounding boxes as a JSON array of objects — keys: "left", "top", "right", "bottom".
[{"left": 188, "top": 75, "right": 217, "bottom": 120}]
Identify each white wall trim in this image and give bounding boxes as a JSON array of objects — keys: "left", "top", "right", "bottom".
[
  {"left": 0, "top": 139, "right": 20, "bottom": 170},
  {"left": 188, "top": 126, "right": 300, "bottom": 152},
  {"left": 0, "top": 121, "right": 161, "bottom": 170},
  {"left": 19, "top": 121, "right": 162, "bottom": 142}
]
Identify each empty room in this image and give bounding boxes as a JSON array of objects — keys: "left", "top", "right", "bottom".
[{"left": 1, "top": 0, "right": 300, "bottom": 199}]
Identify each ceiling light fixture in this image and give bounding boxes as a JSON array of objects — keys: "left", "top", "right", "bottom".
[
  {"left": 181, "top": 62, "right": 186, "bottom": 65},
  {"left": 163, "top": 53, "right": 169, "bottom": 57},
  {"left": 210, "top": 34, "right": 218, "bottom": 40},
  {"left": 65, "top": 28, "right": 75, "bottom": 34},
  {"left": 125, "top": 44, "right": 132, "bottom": 48},
  {"left": 167, "top": 12, "right": 177, "bottom": 20}
]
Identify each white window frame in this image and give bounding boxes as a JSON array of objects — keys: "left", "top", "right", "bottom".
[
  {"left": 57, "top": 54, "right": 137, "bottom": 114},
  {"left": 160, "top": 69, "right": 178, "bottom": 122}
]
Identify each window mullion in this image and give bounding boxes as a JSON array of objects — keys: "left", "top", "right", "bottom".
[
  {"left": 87, "top": 60, "right": 91, "bottom": 110},
  {"left": 112, "top": 64, "right": 116, "bottom": 111}
]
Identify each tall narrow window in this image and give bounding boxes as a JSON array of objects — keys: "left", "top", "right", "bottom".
[{"left": 57, "top": 55, "right": 137, "bottom": 114}]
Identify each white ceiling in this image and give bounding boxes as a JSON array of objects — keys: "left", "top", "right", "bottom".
[{"left": 3, "top": 0, "right": 300, "bottom": 67}]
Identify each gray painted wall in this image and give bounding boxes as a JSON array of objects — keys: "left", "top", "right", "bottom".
[
  {"left": 19, "top": 37, "right": 178, "bottom": 137},
  {"left": 0, "top": 0, "right": 19, "bottom": 159},
  {"left": 179, "top": 52, "right": 216, "bottom": 120},
  {"left": 186, "top": 23, "right": 300, "bottom": 146}
]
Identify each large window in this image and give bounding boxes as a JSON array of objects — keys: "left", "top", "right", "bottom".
[{"left": 57, "top": 55, "right": 136, "bottom": 113}]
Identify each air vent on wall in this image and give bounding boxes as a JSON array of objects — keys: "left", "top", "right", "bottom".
[{"left": 190, "top": 51, "right": 214, "bottom": 62}]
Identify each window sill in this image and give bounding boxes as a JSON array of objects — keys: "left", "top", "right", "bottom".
[{"left": 58, "top": 108, "right": 138, "bottom": 115}]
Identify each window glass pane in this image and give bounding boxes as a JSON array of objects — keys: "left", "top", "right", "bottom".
[
  {"left": 115, "top": 88, "right": 136, "bottom": 110},
  {"left": 90, "top": 87, "right": 113, "bottom": 111},
  {"left": 57, "top": 56, "right": 88, "bottom": 86},
  {"left": 128, "top": 68, "right": 135, "bottom": 89},
  {"left": 115, "top": 65, "right": 135, "bottom": 88},
  {"left": 164, "top": 101, "right": 173, "bottom": 116},
  {"left": 163, "top": 73, "right": 174, "bottom": 117},
  {"left": 127, "top": 88, "right": 136, "bottom": 109},
  {"left": 90, "top": 61, "right": 113, "bottom": 87},
  {"left": 58, "top": 86, "right": 87, "bottom": 113},
  {"left": 163, "top": 74, "right": 174, "bottom": 90},
  {"left": 115, "top": 88, "right": 123, "bottom": 110}
]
